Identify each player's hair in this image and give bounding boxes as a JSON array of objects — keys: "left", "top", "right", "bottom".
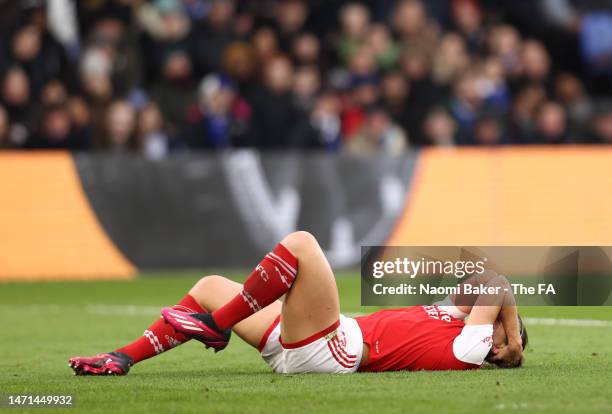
[
  {"left": 518, "top": 314, "right": 528, "bottom": 351},
  {"left": 513, "top": 314, "right": 528, "bottom": 368}
]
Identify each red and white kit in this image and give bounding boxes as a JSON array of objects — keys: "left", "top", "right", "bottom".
[{"left": 258, "top": 302, "right": 493, "bottom": 374}]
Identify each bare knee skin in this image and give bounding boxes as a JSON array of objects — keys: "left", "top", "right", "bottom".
[
  {"left": 189, "top": 275, "right": 281, "bottom": 348},
  {"left": 279, "top": 231, "right": 341, "bottom": 343}
]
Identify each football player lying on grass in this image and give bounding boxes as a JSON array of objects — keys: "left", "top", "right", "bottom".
[{"left": 69, "top": 231, "right": 527, "bottom": 375}]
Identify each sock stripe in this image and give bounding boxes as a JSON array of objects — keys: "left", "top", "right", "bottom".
[
  {"left": 279, "top": 273, "right": 293, "bottom": 289},
  {"left": 246, "top": 291, "right": 262, "bottom": 311},
  {"left": 150, "top": 331, "right": 164, "bottom": 354},
  {"left": 272, "top": 244, "right": 298, "bottom": 270},
  {"left": 149, "top": 331, "right": 164, "bottom": 354},
  {"left": 116, "top": 297, "right": 200, "bottom": 364},
  {"left": 265, "top": 256, "right": 296, "bottom": 289},
  {"left": 144, "top": 330, "right": 164, "bottom": 354},
  {"left": 240, "top": 290, "right": 262, "bottom": 312},
  {"left": 267, "top": 252, "right": 297, "bottom": 276},
  {"left": 211, "top": 246, "right": 298, "bottom": 330}
]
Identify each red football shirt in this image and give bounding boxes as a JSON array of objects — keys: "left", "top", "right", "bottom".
[{"left": 356, "top": 305, "right": 481, "bottom": 372}]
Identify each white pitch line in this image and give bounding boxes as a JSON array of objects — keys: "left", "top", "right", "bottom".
[
  {"left": 0, "top": 304, "right": 159, "bottom": 316},
  {"left": 85, "top": 304, "right": 161, "bottom": 316},
  {"left": 345, "top": 313, "right": 612, "bottom": 328},
  {"left": 521, "top": 317, "right": 612, "bottom": 328}
]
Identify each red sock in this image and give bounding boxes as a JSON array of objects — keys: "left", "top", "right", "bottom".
[
  {"left": 115, "top": 294, "right": 206, "bottom": 363},
  {"left": 212, "top": 243, "right": 298, "bottom": 330}
]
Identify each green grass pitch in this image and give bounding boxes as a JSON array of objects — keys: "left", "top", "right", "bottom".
[{"left": 1, "top": 271, "right": 611, "bottom": 414}]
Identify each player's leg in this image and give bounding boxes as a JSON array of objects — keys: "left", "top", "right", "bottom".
[
  {"left": 163, "top": 231, "right": 340, "bottom": 347},
  {"left": 69, "top": 291, "right": 208, "bottom": 375},
  {"left": 276, "top": 231, "right": 340, "bottom": 343},
  {"left": 69, "top": 275, "right": 279, "bottom": 375},
  {"left": 187, "top": 275, "right": 281, "bottom": 348}
]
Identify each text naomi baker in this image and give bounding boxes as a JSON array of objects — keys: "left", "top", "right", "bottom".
[{"left": 372, "top": 283, "right": 506, "bottom": 296}]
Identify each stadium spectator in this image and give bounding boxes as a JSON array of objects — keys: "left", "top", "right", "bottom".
[
  {"left": 79, "top": 43, "right": 114, "bottom": 136},
  {"left": 393, "top": 0, "right": 438, "bottom": 51},
  {"left": 274, "top": 0, "right": 309, "bottom": 52},
  {"left": 510, "top": 84, "right": 547, "bottom": 143},
  {"left": 380, "top": 70, "right": 410, "bottom": 129},
  {"left": 531, "top": 101, "right": 569, "bottom": 144},
  {"left": 185, "top": 73, "right": 251, "bottom": 149},
  {"left": 472, "top": 114, "right": 507, "bottom": 146},
  {"left": 335, "top": 3, "right": 371, "bottom": 66},
  {"left": 293, "top": 66, "right": 321, "bottom": 111},
  {"left": 189, "top": 0, "right": 237, "bottom": 76},
  {"left": 139, "top": 0, "right": 194, "bottom": 87},
  {"left": 220, "top": 40, "right": 257, "bottom": 85},
  {"left": 150, "top": 51, "right": 197, "bottom": 136},
  {"left": 40, "top": 79, "right": 68, "bottom": 107},
  {"left": 554, "top": 73, "right": 594, "bottom": 138},
  {"left": 294, "top": 91, "right": 342, "bottom": 152},
  {"left": 590, "top": 106, "right": 612, "bottom": 144},
  {"left": 8, "top": 21, "right": 71, "bottom": 96},
  {"left": 431, "top": 33, "right": 470, "bottom": 88},
  {"left": 449, "top": 70, "right": 484, "bottom": 144},
  {"left": 67, "top": 95, "right": 94, "bottom": 147},
  {"left": 345, "top": 107, "right": 407, "bottom": 155},
  {"left": 423, "top": 107, "right": 457, "bottom": 147},
  {"left": 488, "top": 25, "right": 522, "bottom": 79},
  {"left": 367, "top": 24, "right": 400, "bottom": 71},
  {"left": 451, "top": 0, "right": 485, "bottom": 54},
  {"left": 0, "top": 104, "right": 10, "bottom": 148},
  {"left": 99, "top": 100, "right": 139, "bottom": 152},
  {"left": 247, "top": 55, "right": 299, "bottom": 148},
  {"left": 27, "top": 103, "right": 89, "bottom": 149},
  {"left": 399, "top": 44, "right": 446, "bottom": 145},
  {"left": 478, "top": 57, "right": 512, "bottom": 114},
  {"left": 519, "top": 40, "right": 552, "bottom": 91},
  {"left": 1, "top": 66, "right": 34, "bottom": 147},
  {"left": 252, "top": 27, "right": 279, "bottom": 65},
  {"left": 540, "top": 0, "right": 612, "bottom": 93},
  {"left": 139, "top": 101, "right": 172, "bottom": 159},
  {"left": 292, "top": 32, "right": 322, "bottom": 66}
]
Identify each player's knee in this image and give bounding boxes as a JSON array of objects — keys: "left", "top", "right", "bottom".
[
  {"left": 281, "top": 231, "right": 319, "bottom": 256},
  {"left": 190, "top": 275, "right": 227, "bottom": 296}
]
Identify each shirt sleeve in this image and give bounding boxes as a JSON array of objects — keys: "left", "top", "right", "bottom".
[
  {"left": 433, "top": 296, "right": 469, "bottom": 320},
  {"left": 452, "top": 324, "right": 494, "bottom": 365}
]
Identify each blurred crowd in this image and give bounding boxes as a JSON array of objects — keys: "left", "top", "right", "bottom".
[{"left": 1, "top": 0, "right": 612, "bottom": 158}]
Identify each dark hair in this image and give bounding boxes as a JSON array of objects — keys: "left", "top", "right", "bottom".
[
  {"left": 512, "top": 314, "right": 528, "bottom": 368},
  {"left": 518, "top": 314, "right": 528, "bottom": 350}
]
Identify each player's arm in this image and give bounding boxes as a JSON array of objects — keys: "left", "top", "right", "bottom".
[
  {"left": 451, "top": 275, "right": 521, "bottom": 366},
  {"left": 463, "top": 274, "right": 509, "bottom": 324},
  {"left": 434, "top": 269, "right": 500, "bottom": 319},
  {"left": 487, "top": 286, "right": 523, "bottom": 367}
]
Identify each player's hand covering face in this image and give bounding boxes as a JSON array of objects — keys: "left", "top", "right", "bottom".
[{"left": 486, "top": 320, "right": 524, "bottom": 368}]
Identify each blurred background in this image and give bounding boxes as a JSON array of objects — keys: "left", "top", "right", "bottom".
[{"left": 1, "top": 0, "right": 612, "bottom": 281}]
